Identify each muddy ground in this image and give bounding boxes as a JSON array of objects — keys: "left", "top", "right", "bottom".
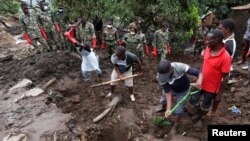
[{"left": 1, "top": 21, "right": 250, "bottom": 141}]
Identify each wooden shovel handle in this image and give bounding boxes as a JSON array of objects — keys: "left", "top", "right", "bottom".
[{"left": 91, "top": 74, "right": 140, "bottom": 88}]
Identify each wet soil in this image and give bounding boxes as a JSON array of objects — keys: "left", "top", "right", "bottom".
[{"left": 1, "top": 23, "right": 250, "bottom": 141}]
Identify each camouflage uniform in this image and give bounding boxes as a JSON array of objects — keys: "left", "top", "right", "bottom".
[
  {"left": 76, "top": 21, "right": 96, "bottom": 47},
  {"left": 122, "top": 33, "right": 141, "bottom": 55},
  {"left": 54, "top": 10, "right": 70, "bottom": 50},
  {"left": 152, "top": 29, "right": 170, "bottom": 62},
  {"left": 194, "top": 26, "right": 208, "bottom": 56},
  {"left": 102, "top": 26, "right": 119, "bottom": 58},
  {"left": 137, "top": 32, "right": 147, "bottom": 61},
  {"left": 19, "top": 9, "right": 47, "bottom": 48},
  {"left": 37, "top": 9, "right": 57, "bottom": 50}
]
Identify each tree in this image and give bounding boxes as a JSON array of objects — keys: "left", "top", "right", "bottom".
[
  {"left": 198, "top": 0, "right": 250, "bottom": 18},
  {"left": 0, "top": 0, "right": 20, "bottom": 16}
]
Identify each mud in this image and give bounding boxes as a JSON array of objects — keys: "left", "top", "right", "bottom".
[{"left": 1, "top": 21, "right": 250, "bottom": 141}]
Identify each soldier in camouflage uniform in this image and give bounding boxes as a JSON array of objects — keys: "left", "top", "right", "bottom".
[
  {"left": 19, "top": 1, "right": 48, "bottom": 49},
  {"left": 53, "top": 4, "right": 70, "bottom": 50},
  {"left": 102, "top": 19, "right": 119, "bottom": 58},
  {"left": 137, "top": 25, "right": 149, "bottom": 60},
  {"left": 75, "top": 17, "right": 97, "bottom": 50},
  {"left": 122, "top": 26, "right": 142, "bottom": 60},
  {"left": 193, "top": 19, "right": 209, "bottom": 57},
  {"left": 128, "top": 16, "right": 141, "bottom": 32},
  {"left": 37, "top": 1, "right": 57, "bottom": 51},
  {"left": 152, "top": 22, "right": 170, "bottom": 62}
]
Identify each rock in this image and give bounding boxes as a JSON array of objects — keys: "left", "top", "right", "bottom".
[{"left": 71, "top": 95, "right": 80, "bottom": 104}]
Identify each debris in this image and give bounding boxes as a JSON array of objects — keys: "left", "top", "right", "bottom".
[
  {"left": 93, "top": 96, "right": 121, "bottom": 123},
  {"left": 3, "top": 133, "right": 27, "bottom": 141},
  {"left": 181, "top": 132, "right": 187, "bottom": 136},
  {"left": 227, "top": 79, "right": 238, "bottom": 84},
  {"left": 15, "top": 87, "right": 44, "bottom": 102},
  {"left": 53, "top": 131, "right": 57, "bottom": 141},
  {"left": 9, "top": 79, "right": 32, "bottom": 92},
  {"left": 42, "top": 77, "right": 57, "bottom": 89},
  {"left": 242, "top": 66, "right": 248, "bottom": 70},
  {"left": 228, "top": 106, "right": 241, "bottom": 114}
]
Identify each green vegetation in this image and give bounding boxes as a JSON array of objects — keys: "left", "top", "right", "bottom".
[
  {"left": 1, "top": 0, "right": 248, "bottom": 49},
  {"left": 0, "top": 0, "right": 20, "bottom": 16}
]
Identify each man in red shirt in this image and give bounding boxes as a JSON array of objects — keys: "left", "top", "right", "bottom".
[{"left": 190, "top": 29, "right": 231, "bottom": 122}]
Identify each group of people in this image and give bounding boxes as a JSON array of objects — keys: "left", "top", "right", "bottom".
[
  {"left": 158, "top": 9, "right": 250, "bottom": 134},
  {"left": 19, "top": 0, "right": 250, "bottom": 135},
  {"left": 19, "top": 1, "right": 71, "bottom": 51}
]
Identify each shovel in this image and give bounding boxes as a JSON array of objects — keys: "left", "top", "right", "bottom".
[{"left": 152, "top": 85, "right": 200, "bottom": 127}]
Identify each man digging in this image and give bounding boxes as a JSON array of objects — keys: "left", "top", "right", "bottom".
[{"left": 106, "top": 46, "right": 142, "bottom": 101}]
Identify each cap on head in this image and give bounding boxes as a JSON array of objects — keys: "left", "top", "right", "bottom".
[
  {"left": 158, "top": 60, "right": 171, "bottom": 74},
  {"left": 157, "top": 59, "right": 172, "bottom": 85}
]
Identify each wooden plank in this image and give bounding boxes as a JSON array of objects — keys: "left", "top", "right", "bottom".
[{"left": 93, "top": 96, "right": 121, "bottom": 123}]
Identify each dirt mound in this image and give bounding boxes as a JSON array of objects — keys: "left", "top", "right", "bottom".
[
  {"left": 1, "top": 47, "right": 250, "bottom": 141},
  {"left": 0, "top": 51, "right": 81, "bottom": 89},
  {"left": 0, "top": 31, "right": 16, "bottom": 48}
]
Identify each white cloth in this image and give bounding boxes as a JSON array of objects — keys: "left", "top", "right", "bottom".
[{"left": 76, "top": 47, "right": 101, "bottom": 72}]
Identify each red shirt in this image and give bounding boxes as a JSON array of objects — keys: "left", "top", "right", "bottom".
[{"left": 201, "top": 46, "right": 231, "bottom": 94}]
